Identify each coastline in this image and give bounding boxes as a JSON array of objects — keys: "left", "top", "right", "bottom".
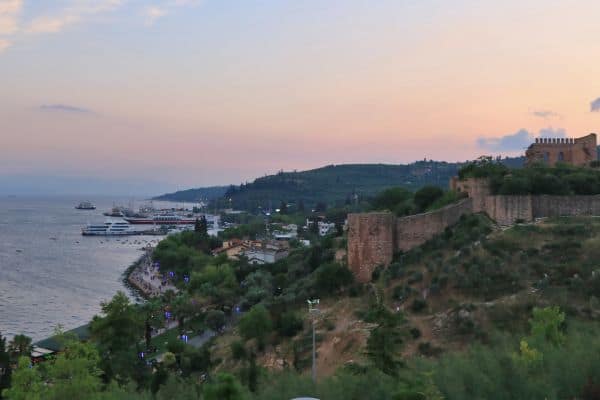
[
  {"left": 123, "top": 247, "right": 178, "bottom": 299},
  {"left": 122, "top": 250, "right": 153, "bottom": 300}
]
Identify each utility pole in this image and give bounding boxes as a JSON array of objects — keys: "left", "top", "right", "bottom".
[{"left": 307, "top": 299, "right": 320, "bottom": 384}]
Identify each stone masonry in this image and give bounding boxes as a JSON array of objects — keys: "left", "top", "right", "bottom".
[{"left": 525, "top": 133, "right": 597, "bottom": 166}]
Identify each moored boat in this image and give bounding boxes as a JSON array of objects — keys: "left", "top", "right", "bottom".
[
  {"left": 75, "top": 201, "right": 96, "bottom": 210},
  {"left": 124, "top": 214, "right": 197, "bottom": 225},
  {"left": 82, "top": 221, "right": 137, "bottom": 236}
]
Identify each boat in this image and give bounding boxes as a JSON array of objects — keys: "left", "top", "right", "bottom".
[
  {"left": 82, "top": 221, "right": 138, "bottom": 236},
  {"left": 75, "top": 201, "right": 96, "bottom": 210},
  {"left": 124, "top": 214, "right": 197, "bottom": 225},
  {"left": 103, "top": 206, "right": 125, "bottom": 217}
]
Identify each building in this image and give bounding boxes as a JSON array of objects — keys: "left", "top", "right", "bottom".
[
  {"left": 318, "top": 221, "right": 336, "bottom": 236},
  {"left": 213, "top": 239, "right": 290, "bottom": 264},
  {"left": 525, "top": 133, "right": 597, "bottom": 167}
]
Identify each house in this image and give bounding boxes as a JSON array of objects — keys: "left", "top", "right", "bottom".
[{"left": 318, "top": 221, "right": 336, "bottom": 236}]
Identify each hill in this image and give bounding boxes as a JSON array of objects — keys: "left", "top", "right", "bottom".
[
  {"left": 152, "top": 186, "right": 229, "bottom": 202},
  {"left": 155, "top": 157, "right": 525, "bottom": 209}
]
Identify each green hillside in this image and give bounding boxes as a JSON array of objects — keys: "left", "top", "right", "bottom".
[
  {"left": 154, "top": 158, "right": 526, "bottom": 210},
  {"left": 152, "top": 186, "right": 229, "bottom": 202}
]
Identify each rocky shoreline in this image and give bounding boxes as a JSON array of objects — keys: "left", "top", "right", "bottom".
[{"left": 125, "top": 249, "right": 178, "bottom": 299}]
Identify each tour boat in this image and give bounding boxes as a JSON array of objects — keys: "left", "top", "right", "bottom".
[
  {"left": 82, "top": 221, "right": 137, "bottom": 236},
  {"left": 123, "top": 214, "right": 197, "bottom": 225},
  {"left": 75, "top": 201, "right": 96, "bottom": 210}
]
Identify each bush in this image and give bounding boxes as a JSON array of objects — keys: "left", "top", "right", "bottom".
[
  {"left": 239, "top": 305, "right": 273, "bottom": 350},
  {"left": 411, "top": 298, "right": 427, "bottom": 313},
  {"left": 205, "top": 310, "right": 226, "bottom": 331},
  {"left": 314, "top": 263, "right": 353, "bottom": 295},
  {"left": 414, "top": 186, "right": 444, "bottom": 212},
  {"left": 277, "top": 311, "right": 304, "bottom": 337},
  {"left": 231, "top": 340, "right": 247, "bottom": 360}
]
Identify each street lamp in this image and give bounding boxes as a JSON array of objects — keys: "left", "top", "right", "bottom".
[{"left": 307, "top": 299, "right": 320, "bottom": 384}]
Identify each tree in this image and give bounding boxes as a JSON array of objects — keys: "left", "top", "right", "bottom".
[
  {"left": 0, "top": 332, "right": 11, "bottom": 394},
  {"left": 195, "top": 216, "right": 208, "bottom": 236},
  {"left": 314, "top": 263, "right": 353, "bottom": 295},
  {"left": 89, "top": 291, "right": 144, "bottom": 381},
  {"left": 8, "top": 335, "right": 32, "bottom": 362},
  {"left": 279, "top": 201, "right": 288, "bottom": 215},
  {"left": 366, "top": 308, "right": 404, "bottom": 376},
  {"left": 42, "top": 339, "right": 103, "bottom": 400},
  {"left": 172, "top": 294, "right": 194, "bottom": 329},
  {"left": 205, "top": 310, "right": 226, "bottom": 331},
  {"left": 141, "top": 298, "right": 163, "bottom": 349},
  {"left": 529, "top": 306, "right": 565, "bottom": 347},
  {"left": 298, "top": 199, "right": 305, "bottom": 212},
  {"left": 238, "top": 305, "right": 272, "bottom": 350},
  {"left": 414, "top": 186, "right": 444, "bottom": 212},
  {"left": 2, "top": 357, "right": 42, "bottom": 400},
  {"left": 203, "top": 373, "right": 246, "bottom": 400}
]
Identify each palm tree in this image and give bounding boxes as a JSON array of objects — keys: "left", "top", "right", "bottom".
[{"left": 8, "top": 334, "right": 32, "bottom": 361}]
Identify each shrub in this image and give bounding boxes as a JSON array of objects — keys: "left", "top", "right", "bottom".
[
  {"left": 411, "top": 298, "right": 427, "bottom": 313},
  {"left": 277, "top": 311, "right": 304, "bottom": 337}
]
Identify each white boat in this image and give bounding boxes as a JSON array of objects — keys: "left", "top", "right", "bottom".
[
  {"left": 82, "top": 221, "right": 137, "bottom": 236},
  {"left": 75, "top": 201, "right": 96, "bottom": 210}
]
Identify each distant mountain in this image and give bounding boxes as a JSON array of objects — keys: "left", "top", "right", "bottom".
[
  {"left": 154, "top": 157, "right": 525, "bottom": 210},
  {"left": 152, "top": 186, "right": 229, "bottom": 202}
]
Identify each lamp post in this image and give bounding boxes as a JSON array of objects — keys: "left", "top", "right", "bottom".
[{"left": 307, "top": 299, "right": 320, "bottom": 384}]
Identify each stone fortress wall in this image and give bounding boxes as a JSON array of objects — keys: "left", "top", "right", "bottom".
[
  {"left": 348, "top": 133, "right": 600, "bottom": 282},
  {"left": 347, "top": 199, "right": 473, "bottom": 283},
  {"left": 525, "top": 133, "right": 597, "bottom": 166}
]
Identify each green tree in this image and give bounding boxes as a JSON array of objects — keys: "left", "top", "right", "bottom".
[
  {"left": 238, "top": 305, "right": 272, "bottom": 350},
  {"left": 43, "top": 340, "right": 103, "bottom": 400},
  {"left": 279, "top": 201, "right": 288, "bottom": 215},
  {"left": 205, "top": 310, "right": 226, "bottom": 331},
  {"left": 314, "top": 263, "right": 353, "bottom": 295},
  {"left": 529, "top": 306, "right": 565, "bottom": 347},
  {"left": 141, "top": 298, "right": 163, "bottom": 349},
  {"left": 7, "top": 335, "right": 32, "bottom": 362},
  {"left": 414, "top": 186, "right": 444, "bottom": 212},
  {"left": 0, "top": 332, "right": 11, "bottom": 395},
  {"left": 89, "top": 291, "right": 144, "bottom": 381},
  {"left": 203, "top": 373, "right": 246, "bottom": 400},
  {"left": 195, "top": 216, "right": 208, "bottom": 236},
  {"left": 2, "top": 357, "right": 42, "bottom": 400}
]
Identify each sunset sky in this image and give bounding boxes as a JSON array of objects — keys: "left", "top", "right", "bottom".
[{"left": 2, "top": 0, "right": 600, "bottom": 195}]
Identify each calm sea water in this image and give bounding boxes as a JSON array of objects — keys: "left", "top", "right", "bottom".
[{"left": 0, "top": 196, "right": 180, "bottom": 341}]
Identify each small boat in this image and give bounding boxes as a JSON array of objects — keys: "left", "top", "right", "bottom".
[
  {"left": 82, "top": 221, "right": 138, "bottom": 236},
  {"left": 75, "top": 201, "right": 96, "bottom": 210}
]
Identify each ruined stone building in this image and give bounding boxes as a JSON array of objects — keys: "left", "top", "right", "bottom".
[{"left": 525, "top": 133, "right": 597, "bottom": 166}]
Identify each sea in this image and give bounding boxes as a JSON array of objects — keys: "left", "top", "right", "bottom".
[{"left": 0, "top": 196, "right": 186, "bottom": 341}]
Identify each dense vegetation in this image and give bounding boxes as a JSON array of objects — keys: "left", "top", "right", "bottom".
[
  {"left": 370, "top": 185, "right": 466, "bottom": 216},
  {"left": 155, "top": 162, "right": 479, "bottom": 211},
  {"left": 459, "top": 156, "right": 600, "bottom": 195},
  {"left": 4, "top": 182, "right": 600, "bottom": 399},
  {"left": 152, "top": 186, "right": 229, "bottom": 202}
]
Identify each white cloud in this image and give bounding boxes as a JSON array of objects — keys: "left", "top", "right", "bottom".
[
  {"left": 144, "top": 6, "right": 168, "bottom": 26},
  {"left": 143, "top": 0, "right": 202, "bottom": 25},
  {"left": 26, "top": 0, "right": 125, "bottom": 34},
  {"left": 0, "top": 0, "right": 23, "bottom": 35},
  {"left": 0, "top": 38, "right": 11, "bottom": 53}
]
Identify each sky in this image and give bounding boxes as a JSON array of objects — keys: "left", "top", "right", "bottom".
[{"left": 2, "top": 0, "right": 600, "bottom": 195}]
